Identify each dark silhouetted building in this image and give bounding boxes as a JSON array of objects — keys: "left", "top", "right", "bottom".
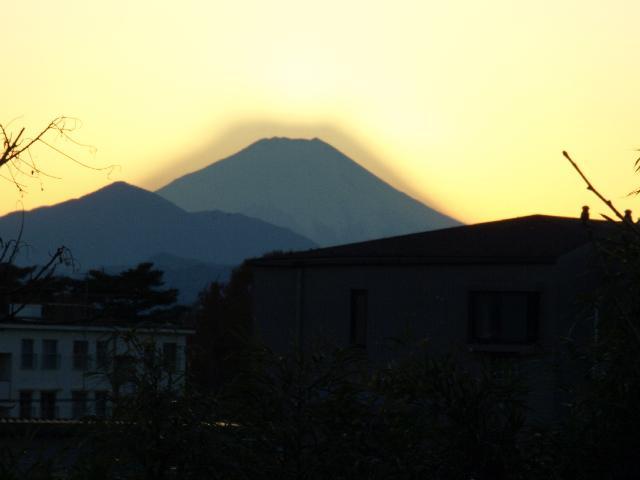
[{"left": 250, "top": 215, "right": 614, "bottom": 422}]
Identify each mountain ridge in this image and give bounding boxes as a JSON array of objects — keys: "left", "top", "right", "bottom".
[{"left": 0, "top": 181, "right": 316, "bottom": 271}]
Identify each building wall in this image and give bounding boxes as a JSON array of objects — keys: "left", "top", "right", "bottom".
[
  {"left": 0, "top": 324, "right": 190, "bottom": 419},
  {"left": 252, "top": 252, "right": 598, "bottom": 421},
  {"left": 255, "top": 263, "right": 558, "bottom": 353}
]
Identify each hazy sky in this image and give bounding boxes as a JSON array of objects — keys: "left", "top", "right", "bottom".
[{"left": 2, "top": 0, "right": 640, "bottom": 223}]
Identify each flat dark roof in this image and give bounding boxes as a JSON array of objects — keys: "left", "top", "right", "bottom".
[{"left": 251, "top": 215, "right": 617, "bottom": 267}]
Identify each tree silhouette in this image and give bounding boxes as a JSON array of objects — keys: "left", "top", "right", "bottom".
[
  {"left": 192, "top": 261, "right": 253, "bottom": 390},
  {"left": 560, "top": 151, "right": 640, "bottom": 478},
  {"left": 83, "top": 262, "right": 182, "bottom": 323}
]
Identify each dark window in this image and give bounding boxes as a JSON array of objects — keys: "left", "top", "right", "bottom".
[
  {"left": 163, "top": 343, "right": 178, "bottom": 372},
  {"left": 72, "top": 391, "right": 88, "bottom": 419},
  {"left": 0, "top": 353, "right": 11, "bottom": 381},
  {"left": 96, "top": 340, "right": 110, "bottom": 370},
  {"left": 113, "top": 355, "right": 136, "bottom": 394},
  {"left": 350, "top": 289, "right": 368, "bottom": 347},
  {"left": 114, "top": 355, "right": 135, "bottom": 377},
  {"left": 73, "top": 340, "right": 89, "bottom": 370},
  {"left": 41, "top": 340, "right": 59, "bottom": 370},
  {"left": 143, "top": 342, "right": 156, "bottom": 369},
  {"left": 19, "top": 391, "right": 33, "bottom": 419},
  {"left": 40, "top": 391, "right": 57, "bottom": 419},
  {"left": 469, "top": 291, "right": 539, "bottom": 344},
  {"left": 21, "top": 339, "right": 35, "bottom": 369},
  {"left": 95, "top": 391, "right": 109, "bottom": 417}
]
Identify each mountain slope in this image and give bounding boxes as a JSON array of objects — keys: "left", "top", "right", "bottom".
[
  {"left": 157, "top": 138, "right": 460, "bottom": 246},
  {"left": 0, "top": 182, "right": 315, "bottom": 270},
  {"left": 145, "top": 253, "right": 233, "bottom": 305}
]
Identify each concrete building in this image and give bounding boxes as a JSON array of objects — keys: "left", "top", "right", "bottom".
[
  {"left": 250, "top": 215, "right": 614, "bottom": 421},
  {"left": 0, "top": 308, "right": 191, "bottom": 419}
]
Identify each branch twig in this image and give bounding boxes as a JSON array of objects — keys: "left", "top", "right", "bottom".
[
  {"left": 563, "top": 150, "right": 640, "bottom": 237},
  {"left": 563, "top": 150, "right": 640, "bottom": 348}
]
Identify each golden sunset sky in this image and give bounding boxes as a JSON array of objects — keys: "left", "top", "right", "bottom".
[{"left": 2, "top": 0, "right": 640, "bottom": 223}]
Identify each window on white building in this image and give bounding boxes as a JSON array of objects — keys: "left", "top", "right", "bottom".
[
  {"left": 0, "top": 353, "right": 10, "bottom": 381},
  {"left": 113, "top": 355, "right": 136, "bottom": 394},
  {"left": 20, "top": 339, "right": 35, "bottom": 369},
  {"left": 41, "top": 340, "right": 59, "bottom": 370},
  {"left": 19, "top": 391, "right": 33, "bottom": 418},
  {"left": 163, "top": 342, "right": 178, "bottom": 372},
  {"left": 95, "top": 391, "right": 109, "bottom": 417},
  {"left": 96, "top": 340, "right": 110, "bottom": 370},
  {"left": 73, "top": 340, "right": 89, "bottom": 370},
  {"left": 40, "top": 390, "right": 57, "bottom": 419},
  {"left": 72, "top": 391, "right": 88, "bottom": 419}
]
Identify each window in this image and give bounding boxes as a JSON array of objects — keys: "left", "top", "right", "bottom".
[
  {"left": 95, "top": 391, "right": 109, "bottom": 418},
  {"left": 163, "top": 342, "right": 178, "bottom": 372},
  {"left": 40, "top": 391, "right": 57, "bottom": 419},
  {"left": 113, "top": 355, "right": 136, "bottom": 394},
  {"left": 0, "top": 353, "right": 10, "bottom": 381},
  {"left": 19, "top": 391, "right": 33, "bottom": 419},
  {"left": 21, "top": 339, "right": 35, "bottom": 369},
  {"left": 73, "top": 340, "right": 89, "bottom": 370},
  {"left": 350, "top": 289, "right": 368, "bottom": 348},
  {"left": 72, "top": 391, "right": 88, "bottom": 419},
  {"left": 469, "top": 291, "right": 539, "bottom": 344},
  {"left": 41, "top": 339, "right": 59, "bottom": 369},
  {"left": 143, "top": 342, "right": 156, "bottom": 369},
  {"left": 96, "top": 340, "right": 110, "bottom": 370},
  {"left": 10, "top": 304, "right": 42, "bottom": 318}
]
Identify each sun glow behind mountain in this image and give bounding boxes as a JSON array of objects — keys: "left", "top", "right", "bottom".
[{"left": 2, "top": 0, "right": 640, "bottom": 222}]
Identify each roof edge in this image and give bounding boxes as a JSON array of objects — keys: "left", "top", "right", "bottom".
[{"left": 251, "top": 255, "right": 559, "bottom": 268}]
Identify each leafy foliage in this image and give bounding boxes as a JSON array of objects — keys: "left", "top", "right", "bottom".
[
  {"left": 555, "top": 226, "right": 640, "bottom": 478},
  {"left": 208, "top": 344, "right": 546, "bottom": 480},
  {"left": 191, "top": 261, "right": 253, "bottom": 390},
  {"left": 555, "top": 151, "right": 640, "bottom": 478}
]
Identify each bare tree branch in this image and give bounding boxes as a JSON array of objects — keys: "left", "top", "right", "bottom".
[
  {"left": 0, "top": 116, "right": 116, "bottom": 191},
  {"left": 563, "top": 150, "right": 640, "bottom": 348},
  {"left": 0, "top": 117, "right": 94, "bottom": 321},
  {"left": 562, "top": 150, "right": 640, "bottom": 237}
]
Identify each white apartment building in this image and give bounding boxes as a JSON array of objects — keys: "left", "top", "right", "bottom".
[{"left": 0, "top": 307, "right": 192, "bottom": 419}]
